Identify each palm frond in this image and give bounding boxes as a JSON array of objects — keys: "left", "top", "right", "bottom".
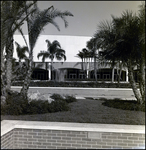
[
  {"left": 55, "top": 48, "right": 66, "bottom": 61},
  {"left": 47, "top": 19, "right": 60, "bottom": 31},
  {"left": 56, "top": 48, "right": 65, "bottom": 54},
  {"left": 1, "top": 1, "right": 37, "bottom": 53},
  {"left": 60, "top": 16, "right": 68, "bottom": 28},
  {"left": 14, "top": 22, "right": 29, "bottom": 48},
  {"left": 97, "top": 20, "right": 113, "bottom": 32},
  {"left": 45, "top": 40, "right": 52, "bottom": 50},
  {"left": 27, "top": 4, "right": 73, "bottom": 52},
  {"left": 52, "top": 40, "right": 61, "bottom": 48},
  {"left": 37, "top": 51, "right": 50, "bottom": 62},
  {"left": 55, "top": 53, "right": 66, "bottom": 61},
  {"left": 15, "top": 42, "right": 28, "bottom": 60},
  {"left": 75, "top": 51, "right": 84, "bottom": 59}
]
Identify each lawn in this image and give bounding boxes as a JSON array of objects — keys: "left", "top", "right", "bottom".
[{"left": 1, "top": 98, "right": 145, "bottom": 125}]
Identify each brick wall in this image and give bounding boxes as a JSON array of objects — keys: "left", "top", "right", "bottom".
[
  {"left": 1, "top": 130, "right": 13, "bottom": 149},
  {"left": 2, "top": 128, "right": 143, "bottom": 149},
  {"left": 1, "top": 120, "right": 145, "bottom": 149}
]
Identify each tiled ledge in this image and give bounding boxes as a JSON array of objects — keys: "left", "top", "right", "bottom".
[{"left": 1, "top": 120, "right": 145, "bottom": 136}]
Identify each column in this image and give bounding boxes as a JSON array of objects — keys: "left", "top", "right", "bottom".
[
  {"left": 126, "top": 68, "right": 129, "bottom": 82},
  {"left": 86, "top": 62, "right": 89, "bottom": 79},
  {"left": 48, "top": 62, "right": 51, "bottom": 80},
  {"left": 112, "top": 67, "right": 114, "bottom": 83}
]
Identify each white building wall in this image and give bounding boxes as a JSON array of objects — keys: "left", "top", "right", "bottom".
[{"left": 13, "top": 35, "right": 91, "bottom": 62}]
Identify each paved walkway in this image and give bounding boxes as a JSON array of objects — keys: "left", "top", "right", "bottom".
[{"left": 11, "top": 86, "right": 137, "bottom": 100}]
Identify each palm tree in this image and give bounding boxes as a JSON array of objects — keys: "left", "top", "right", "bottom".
[
  {"left": 75, "top": 51, "right": 84, "bottom": 70},
  {"left": 15, "top": 42, "right": 29, "bottom": 62},
  {"left": 1, "top": 1, "right": 36, "bottom": 99},
  {"left": 37, "top": 40, "right": 66, "bottom": 80},
  {"left": 20, "top": 2, "right": 73, "bottom": 98},
  {"left": 86, "top": 38, "right": 99, "bottom": 82},
  {"left": 94, "top": 4, "right": 145, "bottom": 104},
  {"left": 11, "top": 42, "right": 29, "bottom": 82},
  {"left": 112, "top": 10, "right": 145, "bottom": 104},
  {"left": 82, "top": 48, "right": 89, "bottom": 79},
  {"left": 15, "top": 42, "right": 29, "bottom": 69}
]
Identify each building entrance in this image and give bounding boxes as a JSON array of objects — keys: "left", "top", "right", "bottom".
[{"left": 31, "top": 68, "right": 48, "bottom": 80}]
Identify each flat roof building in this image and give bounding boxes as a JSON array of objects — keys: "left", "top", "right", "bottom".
[{"left": 14, "top": 35, "right": 139, "bottom": 82}]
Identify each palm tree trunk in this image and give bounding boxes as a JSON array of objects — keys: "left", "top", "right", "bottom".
[
  {"left": 1, "top": 51, "right": 7, "bottom": 103},
  {"left": 1, "top": 41, "right": 6, "bottom": 95},
  {"left": 112, "top": 67, "right": 114, "bottom": 83},
  {"left": 5, "top": 35, "right": 14, "bottom": 92},
  {"left": 20, "top": 55, "right": 33, "bottom": 98},
  {"left": 90, "top": 58, "right": 92, "bottom": 80},
  {"left": 138, "top": 58, "right": 145, "bottom": 103},
  {"left": 127, "top": 61, "right": 142, "bottom": 104},
  {"left": 81, "top": 59, "right": 83, "bottom": 71},
  {"left": 83, "top": 58, "right": 86, "bottom": 78},
  {"left": 20, "top": 2, "right": 32, "bottom": 99},
  {"left": 117, "top": 69, "right": 120, "bottom": 87},
  {"left": 81, "top": 59, "right": 84, "bottom": 79},
  {"left": 118, "top": 62, "right": 122, "bottom": 84},
  {"left": 51, "top": 58, "right": 54, "bottom": 80},
  {"left": 88, "top": 57, "right": 91, "bottom": 79},
  {"left": 94, "top": 56, "right": 97, "bottom": 82},
  {"left": 86, "top": 58, "right": 89, "bottom": 79}
]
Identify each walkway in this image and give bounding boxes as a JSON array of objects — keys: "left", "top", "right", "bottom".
[{"left": 11, "top": 86, "right": 137, "bottom": 100}]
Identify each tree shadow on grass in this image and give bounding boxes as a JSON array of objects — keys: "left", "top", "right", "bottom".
[{"left": 102, "top": 98, "right": 145, "bottom": 112}]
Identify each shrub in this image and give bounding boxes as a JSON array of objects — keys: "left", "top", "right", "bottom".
[
  {"left": 1, "top": 90, "right": 28, "bottom": 115},
  {"left": 48, "top": 99, "right": 70, "bottom": 112},
  {"left": 12, "top": 80, "right": 133, "bottom": 88},
  {"left": 48, "top": 93, "right": 76, "bottom": 112},
  {"left": 50, "top": 93, "right": 77, "bottom": 103},
  {"left": 64, "top": 95, "right": 77, "bottom": 103},
  {"left": 27, "top": 100, "right": 49, "bottom": 114},
  {"left": 1, "top": 92, "right": 73, "bottom": 115},
  {"left": 102, "top": 99, "right": 145, "bottom": 112},
  {"left": 50, "top": 93, "right": 64, "bottom": 101}
]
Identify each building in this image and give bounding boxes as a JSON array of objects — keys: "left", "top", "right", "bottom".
[
  {"left": 14, "top": 35, "right": 140, "bottom": 82},
  {"left": 31, "top": 61, "right": 129, "bottom": 82}
]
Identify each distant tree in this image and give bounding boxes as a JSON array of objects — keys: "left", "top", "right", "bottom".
[
  {"left": 86, "top": 38, "right": 99, "bottom": 82},
  {"left": 15, "top": 42, "right": 29, "bottom": 63},
  {"left": 75, "top": 50, "right": 84, "bottom": 70},
  {"left": 37, "top": 40, "right": 66, "bottom": 80},
  {"left": 12, "top": 42, "right": 29, "bottom": 82},
  {"left": 82, "top": 48, "right": 89, "bottom": 78}
]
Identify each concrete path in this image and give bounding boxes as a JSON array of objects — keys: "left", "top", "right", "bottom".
[{"left": 11, "top": 86, "right": 137, "bottom": 100}]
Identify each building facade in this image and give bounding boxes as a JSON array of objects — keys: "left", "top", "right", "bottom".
[{"left": 31, "top": 61, "right": 129, "bottom": 82}]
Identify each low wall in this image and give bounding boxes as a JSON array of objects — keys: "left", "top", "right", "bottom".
[{"left": 1, "top": 120, "right": 145, "bottom": 149}]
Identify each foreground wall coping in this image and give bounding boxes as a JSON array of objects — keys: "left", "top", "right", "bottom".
[
  {"left": 11, "top": 86, "right": 134, "bottom": 90},
  {"left": 1, "top": 120, "right": 145, "bottom": 136}
]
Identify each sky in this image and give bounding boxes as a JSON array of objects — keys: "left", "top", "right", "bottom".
[{"left": 14, "top": 1, "right": 143, "bottom": 62}]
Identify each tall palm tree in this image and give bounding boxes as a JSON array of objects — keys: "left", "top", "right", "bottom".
[
  {"left": 112, "top": 10, "right": 145, "bottom": 104},
  {"left": 37, "top": 40, "right": 66, "bottom": 80},
  {"left": 75, "top": 51, "right": 84, "bottom": 70},
  {"left": 1, "top": 1, "right": 36, "bottom": 99},
  {"left": 94, "top": 4, "right": 145, "bottom": 104},
  {"left": 86, "top": 38, "right": 99, "bottom": 82},
  {"left": 20, "top": 2, "right": 73, "bottom": 98},
  {"left": 137, "top": 2, "right": 145, "bottom": 103}
]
